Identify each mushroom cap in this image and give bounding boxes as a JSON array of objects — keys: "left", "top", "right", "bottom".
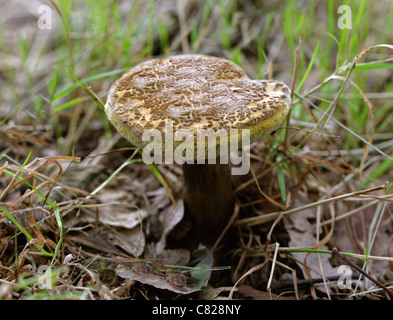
[{"left": 105, "top": 55, "right": 291, "bottom": 159}]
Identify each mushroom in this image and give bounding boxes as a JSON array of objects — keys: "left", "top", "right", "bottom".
[{"left": 105, "top": 55, "right": 291, "bottom": 246}]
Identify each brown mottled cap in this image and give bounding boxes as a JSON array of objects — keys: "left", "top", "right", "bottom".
[{"left": 105, "top": 55, "right": 291, "bottom": 155}]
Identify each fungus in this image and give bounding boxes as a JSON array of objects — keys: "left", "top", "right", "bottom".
[{"left": 105, "top": 55, "right": 291, "bottom": 246}]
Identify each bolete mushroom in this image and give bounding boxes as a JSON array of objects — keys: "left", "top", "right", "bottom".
[{"left": 105, "top": 55, "right": 291, "bottom": 246}]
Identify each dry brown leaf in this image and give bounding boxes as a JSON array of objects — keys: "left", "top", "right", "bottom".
[
  {"left": 116, "top": 262, "right": 201, "bottom": 295},
  {"left": 97, "top": 207, "right": 148, "bottom": 230},
  {"left": 284, "top": 192, "right": 340, "bottom": 294},
  {"left": 109, "top": 227, "right": 145, "bottom": 258},
  {"left": 155, "top": 200, "right": 184, "bottom": 254}
]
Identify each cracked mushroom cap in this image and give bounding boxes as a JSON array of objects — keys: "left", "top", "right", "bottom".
[{"left": 105, "top": 55, "right": 291, "bottom": 159}]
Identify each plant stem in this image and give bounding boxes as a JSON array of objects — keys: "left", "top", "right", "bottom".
[
  {"left": 181, "top": 160, "right": 234, "bottom": 246},
  {"left": 331, "top": 247, "right": 393, "bottom": 298}
]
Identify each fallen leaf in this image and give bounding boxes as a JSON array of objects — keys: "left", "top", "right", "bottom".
[
  {"left": 284, "top": 192, "right": 340, "bottom": 294},
  {"left": 97, "top": 206, "right": 148, "bottom": 229},
  {"left": 109, "top": 227, "right": 145, "bottom": 257},
  {"left": 189, "top": 245, "right": 213, "bottom": 290},
  {"left": 116, "top": 262, "right": 200, "bottom": 295},
  {"left": 155, "top": 200, "right": 184, "bottom": 255}
]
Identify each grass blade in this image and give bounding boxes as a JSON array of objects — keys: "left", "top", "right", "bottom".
[
  {"left": 296, "top": 41, "right": 320, "bottom": 92},
  {"left": 52, "top": 68, "right": 128, "bottom": 102},
  {"left": 0, "top": 206, "right": 53, "bottom": 257}
]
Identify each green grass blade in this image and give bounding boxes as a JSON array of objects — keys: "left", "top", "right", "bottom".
[
  {"left": 53, "top": 97, "right": 88, "bottom": 113},
  {"left": 296, "top": 41, "right": 320, "bottom": 92},
  {"left": 364, "top": 156, "right": 393, "bottom": 187},
  {"left": 66, "top": 71, "right": 105, "bottom": 111},
  {"left": 52, "top": 68, "right": 128, "bottom": 102},
  {"left": 277, "top": 162, "right": 287, "bottom": 202},
  {"left": 0, "top": 206, "right": 53, "bottom": 257},
  {"left": 2, "top": 170, "right": 61, "bottom": 227},
  {"left": 22, "top": 148, "right": 34, "bottom": 167},
  {"left": 88, "top": 158, "right": 144, "bottom": 197},
  {"left": 352, "top": 63, "right": 393, "bottom": 71},
  {"left": 47, "top": 65, "right": 59, "bottom": 101}
]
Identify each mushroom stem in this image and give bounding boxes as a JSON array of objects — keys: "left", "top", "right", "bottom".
[{"left": 182, "top": 160, "right": 234, "bottom": 245}]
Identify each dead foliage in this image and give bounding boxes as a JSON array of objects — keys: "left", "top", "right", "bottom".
[{"left": 1, "top": 0, "right": 393, "bottom": 301}]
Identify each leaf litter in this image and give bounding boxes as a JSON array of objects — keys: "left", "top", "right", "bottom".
[{"left": 1, "top": 0, "right": 393, "bottom": 301}]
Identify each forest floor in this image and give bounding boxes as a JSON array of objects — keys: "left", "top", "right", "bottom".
[{"left": 0, "top": 0, "right": 393, "bottom": 300}]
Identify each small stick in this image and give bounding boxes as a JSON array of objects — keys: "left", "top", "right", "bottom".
[
  {"left": 276, "top": 273, "right": 361, "bottom": 290},
  {"left": 331, "top": 247, "right": 393, "bottom": 298},
  {"left": 211, "top": 203, "right": 240, "bottom": 253},
  {"left": 235, "top": 182, "right": 388, "bottom": 226}
]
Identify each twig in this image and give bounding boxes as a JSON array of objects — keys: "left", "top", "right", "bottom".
[
  {"left": 279, "top": 247, "right": 393, "bottom": 263},
  {"left": 331, "top": 247, "right": 393, "bottom": 299},
  {"left": 234, "top": 182, "right": 388, "bottom": 227},
  {"left": 228, "top": 257, "right": 269, "bottom": 300},
  {"left": 276, "top": 273, "right": 361, "bottom": 290},
  {"left": 267, "top": 242, "right": 280, "bottom": 300},
  {"left": 212, "top": 203, "right": 240, "bottom": 253}
]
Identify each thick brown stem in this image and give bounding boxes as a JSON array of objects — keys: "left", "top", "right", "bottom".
[{"left": 181, "top": 161, "right": 234, "bottom": 245}]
